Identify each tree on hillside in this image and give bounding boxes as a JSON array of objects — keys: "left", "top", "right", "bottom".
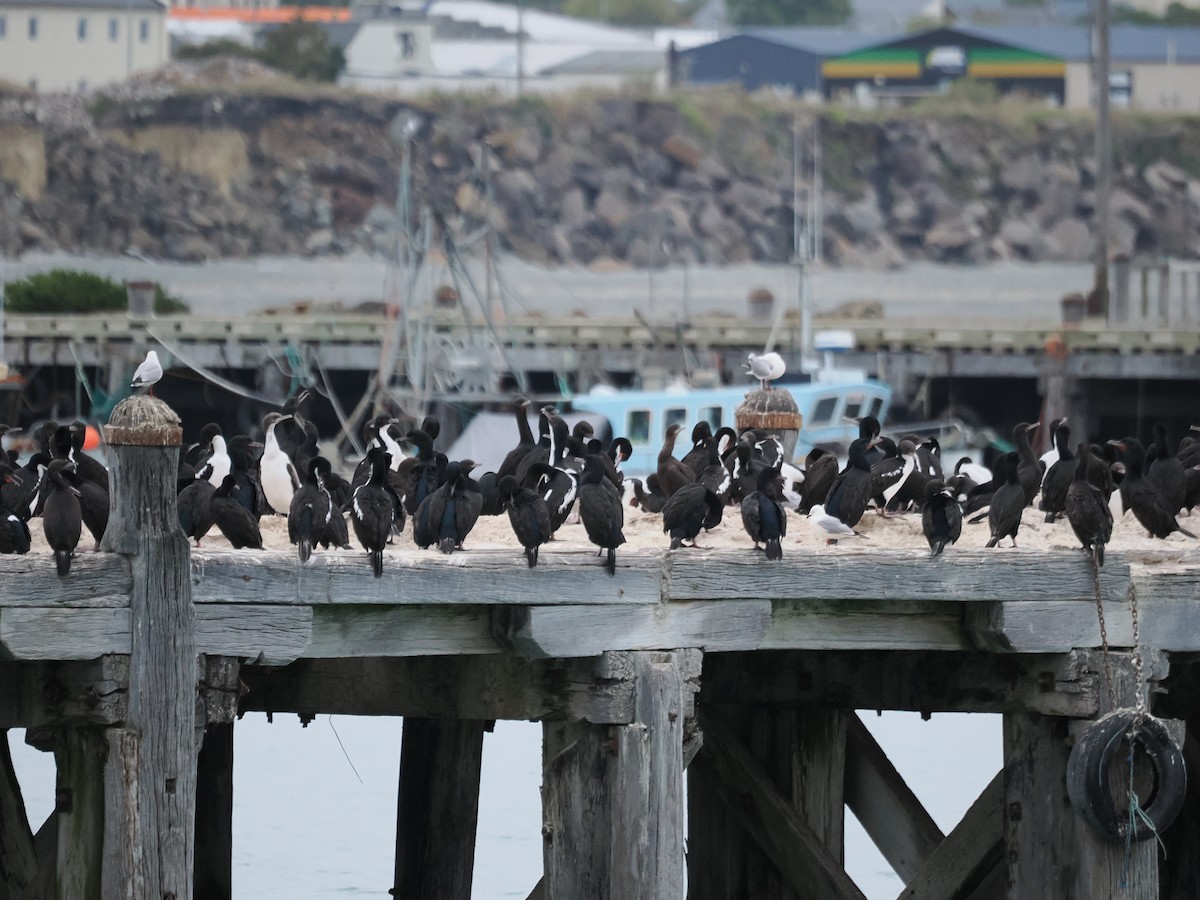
[
  {"left": 1113, "top": 1, "right": 1200, "bottom": 25},
  {"left": 563, "top": 0, "right": 688, "bottom": 26},
  {"left": 726, "top": 0, "right": 852, "bottom": 26},
  {"left": 175, "top": 39, "right": 260, "bottom": 62},
  {"left": 258, "top": 19, "right": 345, "bottom": 82},
  {"left": 475, "top": 0, "right": 704, "bottom": 26}
]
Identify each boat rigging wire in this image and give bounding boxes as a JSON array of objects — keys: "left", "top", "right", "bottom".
[{"left": 145, "top": 328, "right": 284, "bottom": 405}]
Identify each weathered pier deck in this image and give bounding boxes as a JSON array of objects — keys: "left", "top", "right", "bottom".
[{"left": 2, "top": 397, "right": 1199, "bottom": 899}]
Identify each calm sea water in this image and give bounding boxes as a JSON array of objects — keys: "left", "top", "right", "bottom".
[{"left": 9, "top": 711, "right": 1000, "bottom": 898}]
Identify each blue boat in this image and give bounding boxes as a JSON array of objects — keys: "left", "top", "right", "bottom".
[{"left": 574, "top": 376, "right": 891, "bottom": 476}]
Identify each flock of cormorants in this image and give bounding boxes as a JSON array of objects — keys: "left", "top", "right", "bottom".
[{"left": 0, "top": 387, "right": 1196, "bottom": 578}]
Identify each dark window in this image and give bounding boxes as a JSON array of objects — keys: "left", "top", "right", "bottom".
[
  {"left": 28, "top": 16, "right": 37, "bottom": 39},
  {"left": 844, "top": 393, "right": 864, "bottom": 420},
  {"left": 139, "top": 18, "right": 148, "bottom": 42},
  {"left": 78, "top": 17, "right": 87, "bottom": 40},
  {"left": 665, "top": 408, "right": 687, "bottom": 433},
  {"left": 811, "top": 397, "right": 838, "bottom": 424},
  {"left": 700, "top": 405, "right": 722, "bottom": 430},
  {"left": 397, "top": 30, "right": 415, "bottom": 59},
  {"left": 0, "top": 16, "right": 7, "bottom": 38},
  {"left": 868, "top": 397, "right": 884, "bottom": 418},
  {"left": 628, "top": 410, "right": 650, "bottom": 445},
  {"left": 109, "top": 17, "right": 118, "bottom": 40}
]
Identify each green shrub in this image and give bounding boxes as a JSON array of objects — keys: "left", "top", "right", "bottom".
[
  {"left": 154, "top": 285, "right": 190, "bottom": 314},
  {"left": 3, "top": 270, "right": 189, "bottom": 314}
]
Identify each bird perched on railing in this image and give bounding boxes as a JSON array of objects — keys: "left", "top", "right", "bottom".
[
  {"left": 1064, "top": 443, "right": 1113, "bottom": 566},
  {"left": 413, "top": 460, "right": 483, "bottom": 554},
  {"left": 350, "top": 447, "right": 395, "bottom": 577},
  {"left": 578, "top": 455, "right": 626, "bottom": 575},
  {"left": 921, "top": 479, "right": 962, "bottom": 557},
  {"left": 210, "top": 475, "right": 263, "bottom": 551},
  {"left": 289, "top": 457, "right": 334, "bottom": 564},
  {"left": 43, "top": 459, "right": 82, "bottom": 575},
  {"left": 745, "top": 351, "right": 785, "bottom": 391},
  {"left": 499, "top": 475, "right": 551, "bottom": 568},
  {"left": 741, "top": 466, "right": 787, "bottom": 560}
]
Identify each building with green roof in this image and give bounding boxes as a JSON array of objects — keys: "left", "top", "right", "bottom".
[{"left": 822, "top": 26, "right": 1065, "bottom": 104}]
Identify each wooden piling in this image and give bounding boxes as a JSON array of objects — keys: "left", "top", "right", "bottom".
[
  {"left": 194, "top": 724, "right": 234, "bottom": 900},
  {"left": 100, "top": 394, "right": 197, "bottom": 900},
  {"left": 0, "top": 730, "right": 38, "bottom": 896},
  {"left": 1069, "top": 652, "right": 1161, "bottom": 900},
  {"left": 1002, "top": 713, "right": 1076, "bottom": 899},
  {"left": 393, "top": 718, "right": 487, "bottom": 900},
  {"left": 541, "top": 651, "right": 686, "bottom": 900}
]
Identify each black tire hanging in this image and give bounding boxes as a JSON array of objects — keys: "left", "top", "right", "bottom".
[{"left": 1066, "top": 709, "right": 1187, "bottom": 842}]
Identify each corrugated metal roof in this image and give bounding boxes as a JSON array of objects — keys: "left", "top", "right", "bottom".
[
  {"left": 0, "top": 0, "right": 165, "bottom": 10},
  {"left": 738, "top": 26, "right": 889, "bottom": 56},
  {"left": 956, "top": 24, "right": 1200, "bottom": 63},
  {"left": 539, "top": 48, "right": 663, "bottom": 76}
]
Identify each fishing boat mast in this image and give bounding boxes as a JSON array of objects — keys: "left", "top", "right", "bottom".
[{"left": 781, "top": 111, "right": 820, "bottom": 371}]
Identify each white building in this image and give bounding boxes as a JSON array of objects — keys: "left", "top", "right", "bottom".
[
  {"left": 336, "top": 0, "right": 712, "bottom": 95},
  {"left": 0, "top": 0, "right": 168, "bottom": 92}
]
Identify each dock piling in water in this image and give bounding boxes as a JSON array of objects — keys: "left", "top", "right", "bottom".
[{"left": 102, "top": 394, "right": 197, "bottom": 900}]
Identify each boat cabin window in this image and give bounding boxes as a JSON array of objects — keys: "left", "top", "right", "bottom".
[
  {"left": 627, "top": 409, "right": 651, "bottom": 445},
  {"left": 868, "top": 397, "right": 884, "bottom": 418},
  {"left": 665, "top": 408, "right": 687, "bottom": 432},
  {"left": 844, "top": 393, "right": 864, "bottom": 420},
  {"left": 810, "top": 396, "right": 838, "bottom": 424},
  {"left": 700, "top": 405, "right": 722, "bottom": 429}
]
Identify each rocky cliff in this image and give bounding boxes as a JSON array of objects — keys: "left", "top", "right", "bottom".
[{"left": 1, "top": 74, "right": 1199, "bottom": 269}]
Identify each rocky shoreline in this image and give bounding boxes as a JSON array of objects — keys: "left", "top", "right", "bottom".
[{"left": 1, "top": 69, "right": 1199, "bottom": 270}]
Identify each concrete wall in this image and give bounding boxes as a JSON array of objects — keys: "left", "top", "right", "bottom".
[
  {"left": 101, "top": 126, "right": 250, "bottom": 197},
  {"left": 0, "top": 4, "right": 167, "bottom": 92},
  {"left": 1065, "top": 60, "right": 1200, "bottom": 112},
  {"left": 0, "top": 126, "right": 45, "bottom": 199}
]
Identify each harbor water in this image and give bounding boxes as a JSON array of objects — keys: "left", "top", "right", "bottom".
[{"left": 9, "top": 711, "right": 1000, "bottom": 898}]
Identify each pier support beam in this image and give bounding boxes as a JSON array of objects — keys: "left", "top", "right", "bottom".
[
  {"left": 102, "top": 395, "right": 197, "bottom": 900},
  {"left": 689, "top": 705, "right": 858, "bottom": 900},
  {"left": 194, "top": 724, "right": 234, "bottom": 900},
  {"left": 1158, "top": 658, "right": 1200, "bottom": 899},
  {"left": 1002, "top": 712, "right": 1076, "bottom": 899},
  {"left": 393, "top": 718, "right": 488, "bottom": 900},
  {"left": 541, "top": 651, "right": 687, "bottom": 900},
  {"left": 0, "top": 729, "right": 38, "bottom": 897},
  {"left": 194, "top": 656, "right": 241, "bottom": 900},
  {"left": 1069, "top": 652, "right": 1161, "bottom": 900}
]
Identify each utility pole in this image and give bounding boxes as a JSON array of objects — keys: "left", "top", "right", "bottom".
[
  {"left": 515, "top": 0, "right": 524, "bottom": 99},
  {"left": 125, "top": 0, "right": 135, "bottom": 79},
  {"left": 1092, "top": 0, "right": 1112, "bottom": 316}
]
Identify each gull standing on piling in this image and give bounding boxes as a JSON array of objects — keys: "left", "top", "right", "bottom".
[
  {"left": 130, "top": 350, "right": 163, "bottom": 395},
  {"left": 745, "top": 351, "right": 786, "bottom": 391}
]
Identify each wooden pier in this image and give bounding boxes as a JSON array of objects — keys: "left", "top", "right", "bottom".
[{"left": 1, "top": 396, "right": 1199, "bottom": 898}]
